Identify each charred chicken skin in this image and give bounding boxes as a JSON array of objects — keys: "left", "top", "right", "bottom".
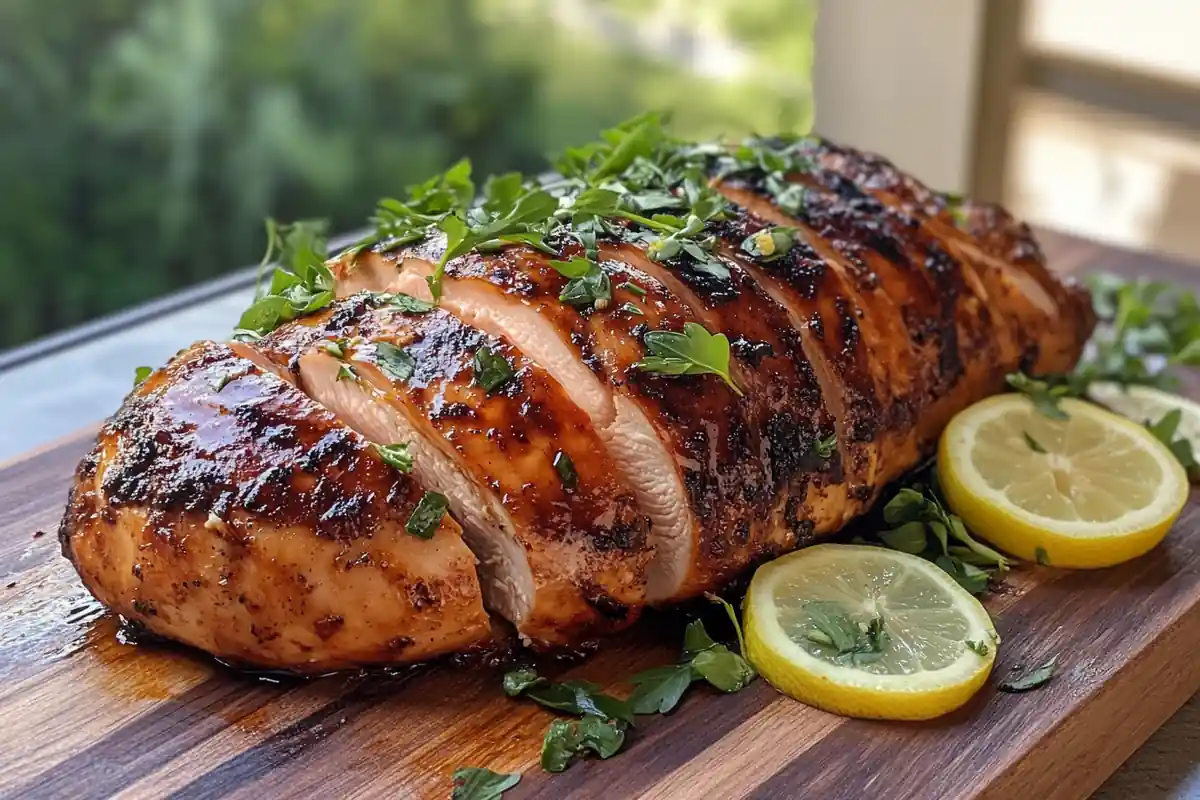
[{"left": 60, "top": 122, "right": 1094, "bottom": 671}]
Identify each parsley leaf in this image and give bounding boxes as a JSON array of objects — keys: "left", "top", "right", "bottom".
[
  {"left": 802, "top": 601, "right": 890, "bottom": 666},
  {"left": 868, "top": 471, "right": 1009, "bottom": 595},
  {"left": 406, "top": 491, "right": 448, "bottom": 539},
  {"left": 965, "top": 639, "right": 990, "bottom": 657},
  {"left": 451, "top": 767, "right": 520, "bottom": 800},
  {"left": 374, "top": 443, "right": 413, "bottom": 473},
  {"left": 552, "top": 451, "right": 578, "bottom": 490},
  {"left": 374, "top": 341, "right": 416, "bottom": 384},
  {"left": 815, "top": 433, "right": 837, "bottom": 460},
  {"left": 133, "top": 366, "right": 153, "bottom": 387},
  {"left": 740, "top": 227, "right": 798, "bottom": 263},
  {"left": 541, "top": 715, "right": 627, "bottom": 773},
  {"left": 374, "top": 292, "right": 436, "bottom": 314},
  {"left": 431, "top": 187, "right": 558, "bottom": 299},
  {"left": 1006, "top": 372, "right": 1071, "bottom": 420},
  {"left": 549, "top": 257, "right": 611, "bottom": 310},
  {"left": 998, "top": 656, "right": 1058, "bottom": 693},
  {"left": 626, "top": 665, "right": 694, "bottom": 715},
  {"left": 473, "top": 346, "right": 515, "bottom": 393},
  {"left": 635, "top": 322, "right": 743, "bottom": 395},
  {"left": 236, "top": 219, "right": 335, "bottom": 337},
  {"left": 502, "top": 668, "right": 546, "bottom": 696},
  {"left": 1035, "top": 546, "right": 1052, "bottom": 566},
  {"left": 506, "top": 673, "right": 634, "bottom": 724},
  {"left": 1145, "top": 409, "right": 1200, "bottom": 477}
]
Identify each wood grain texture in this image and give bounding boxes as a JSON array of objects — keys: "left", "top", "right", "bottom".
[{"left": 1, "top": 228, "right": 1197, "bottom": 800}]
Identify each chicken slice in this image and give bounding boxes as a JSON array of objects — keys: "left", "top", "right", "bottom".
[
  {"left": 252, "top": 299, "right": 653, "bottom": 645},
  {"left": 59, "top": 341, "right": 491, "bottom": 672}
]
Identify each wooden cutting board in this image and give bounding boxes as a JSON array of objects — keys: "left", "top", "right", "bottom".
[{"left": 2, "top": 231, "right": 1198, "bottom": 800}]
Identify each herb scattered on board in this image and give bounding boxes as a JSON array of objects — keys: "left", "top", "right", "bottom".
[
  {"left": 507, "top": 678, "right": 634, "bottom": 725},
  {"left": 860, "top": 469, "right": 1009, "bottom": 595},
  {"left": 503, "top": 595, "right": 755, "bottom": 774},
  {"left": 375, "top": 443, "right": 413, "bottom": 473},
  {"left": 627, "top": 594, "right": 756, "bottom": 714},
  {"left": 635, "top": 322, "right": 743, "bottom": 395},
  {"left": 541, "top": 716, "right": 627, "bottom": 773},
  {"left": 1006, "top": 274, "right": 1200, "bottom": 409},
  {"left": 235, "top": 219, "right": 335, "bottom": 339},
  {"left": 451, "top": 767, "right": 521, "bottom": 800},
  {"left": 1145, "top": 409, "right": 1200, "bottom": 478},
  {"left": 405, "top": 491, "right": 448, "bottom": 539},
  {"left": 473, "top": 345, "right": 515, "bottom": 393},
  {"left": 133, "top": 366, "right": 152, "bottom": 387},
  {"left": 998, "top": 655, "right": 1058, "bottom": 693}
]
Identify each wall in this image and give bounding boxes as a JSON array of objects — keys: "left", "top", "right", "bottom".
[{"left": 812, "top": 0, "right": 985, "bottom": 193}]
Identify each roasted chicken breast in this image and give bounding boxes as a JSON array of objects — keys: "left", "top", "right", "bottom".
[{"left": 60, "top": 128, "right": 1094, "bottom": 670}]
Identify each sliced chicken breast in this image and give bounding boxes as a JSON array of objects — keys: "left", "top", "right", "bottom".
[{"left": 59, "top": 341, "right": 490, "bottom": 672}]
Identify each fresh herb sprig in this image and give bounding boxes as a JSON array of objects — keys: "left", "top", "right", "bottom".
[
  {"left": 235, "top": 219, "right": 335, "bottom": 339},
  {"left": 801, "top": 601, "right": 889, "bottom": 667},
  {"left": 1145, "top": 409, "right": 1200, "bottom": 478},
  {"left": 863, "top": 470, "right": 1009, "bottom": 595},
  {"left": 634, "top": 322, "right": 743, "bottom": 395},
  {"left": 998, "top": 655, "right": 1058, "bottom": 693},
  {"left": 626, "top": 594, "right": 756, "bottom": 715}
]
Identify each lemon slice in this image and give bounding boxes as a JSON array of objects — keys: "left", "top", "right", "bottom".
[
  {"left": 939, "top": 395, "right": 1187, "bottom": 569},
  {"left": 1087, "top": 382, "right": 1200, "bottom": 449},
  {"left": 744, "top": 544, "right": 998, "bottom": 720}
]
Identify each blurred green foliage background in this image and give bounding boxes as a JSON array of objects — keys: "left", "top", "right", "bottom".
[{"left": 0, "top": 0, "right": 815, "bottom": 348}]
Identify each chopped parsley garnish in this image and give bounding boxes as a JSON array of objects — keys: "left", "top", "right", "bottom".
[
  {"left": 804, "top": 602, "right": 890, "bottom": 667},
  {"left": 1145, "top": 409, "right": 1200, "bottom": 477},
  {"left": 1035, "top": 546, "right": 1051, "bottom": 566},
  {"left": 1006, "top": 372, "right": 1070, "bottom": 420},
  {"left": 814, "top": 433, "right": 837, "bottom": 460},
  {"left": 375, "top": 292, "right": 436, "bottom": 314},
  {"left": 336, "top": 363, "right": 357, "bottom": 382},
  {"left": 451, "top": 767, "right": 520, "bottom": 800},
  {"left": 740, "top": 226, "right": 798, "bottom": 263},
  {"left": 133, "top": 366, "right": 152, "bottom": 387},
  {"left": 998, "top": 655, "right": 1058, "bottom": 693},
  {"left": 552, "top": 451, "right": 578, "bottom": 490},
  {"left": 319, "top": 339, "right": 346, "bottom": 359},
  {"left": 618, "top": 281, "right": 647, "bottom": 297},
  {"left": 406, "top": 491, "right": 448, "bottom": 539},
  {"left": 472, "top": 345, "right": 515, "bottom": 393},
  {"left": 1023, "top": 432, "right": 1047, "bottom": 453},
  {"left": 375, "top": 443, "right": 413, "bottom": 473},
  {"left": 549, "top": 257, "right": 611, "bottom": 310},
  {"left": 502, "top": 668, "right": 545, "bottom": 696},
  {"left": 627, "top": 594, "right": 756, "bottom": 715},
  {"left": 374, "top": 341, "right": 416, "bottom": 383},
  {"left": 505, "top": 675, "right": 634, "bottom": 724},
  {"left": 541, "top": 716, "right": 626, "bottom": 773},
  {"left": 236, "top": 219, "right": 335, "bottom": 338},
  {"left": 619, "top": 302, "right": 644, "bottom": 316},
  {"left": 864, "top": 471, "right": 1009, "bottom": 596},
  {"left": 635, "top": 322, "right": 742, "bottom": 395},
  {"left": 965, "top": 639, "right": 990, "bottom": 657}
]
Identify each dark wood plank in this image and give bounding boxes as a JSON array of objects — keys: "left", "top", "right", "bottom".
[{"left": 0, "top": 229, "right": 1196, "bottom": 800}]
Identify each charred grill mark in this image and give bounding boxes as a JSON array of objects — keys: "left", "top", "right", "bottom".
[{"left": 93, "top": 342, "right": 424, "bottom": 543}]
